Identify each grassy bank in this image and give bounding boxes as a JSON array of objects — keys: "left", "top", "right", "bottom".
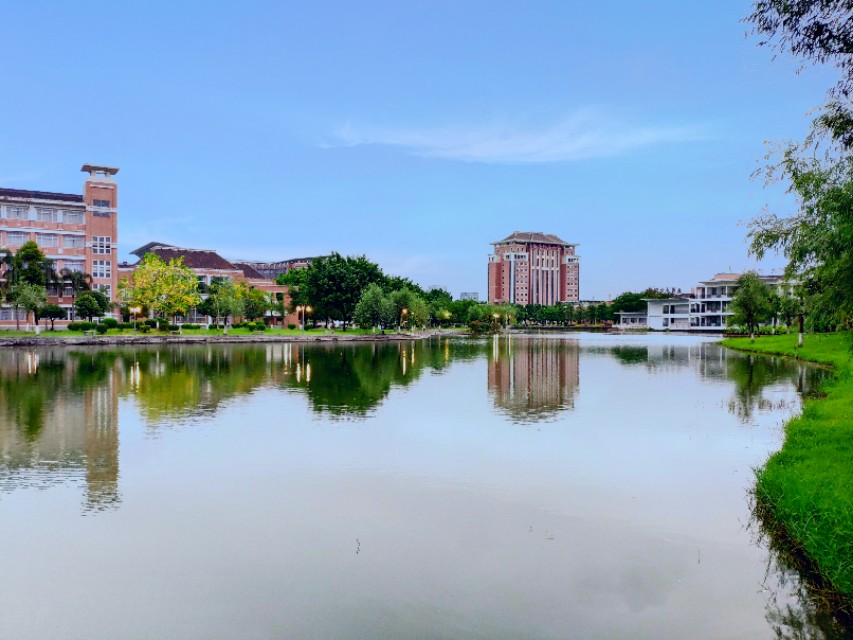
[{"left": 721, "top": 332, "right": 853, "bottom": 607}]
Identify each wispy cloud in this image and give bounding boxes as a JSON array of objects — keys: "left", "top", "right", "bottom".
[{"left": 328, "top": 108, "right": 708, "bottom": 164}]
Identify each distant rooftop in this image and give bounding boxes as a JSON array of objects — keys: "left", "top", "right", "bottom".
[
  {"left": 492, "top": 231, "right": 576, "bottom": 247},
  {"left": 81, "top": 164, "right": 119, "bottom": 176},
  {"left": 0, "top": 188, "right": 84, "bottom": 203},
  {"left": 130, "top": 243, "right": 239, "bottom": 271}
]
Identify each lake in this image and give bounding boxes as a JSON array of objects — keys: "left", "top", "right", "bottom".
[{"left": 0, "top": 333, "right": 845, "bottom": 640}]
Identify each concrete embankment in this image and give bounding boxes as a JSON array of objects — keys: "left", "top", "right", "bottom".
[{"left": 0, "top": 331, "right": 449, "bottom": 348}]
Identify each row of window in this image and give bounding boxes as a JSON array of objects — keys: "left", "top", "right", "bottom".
[
  {"left": 0, "top": 206, "right": 86, "bottom": 224},
  {"left": 2, "top": 232, "right": 111, "bottom": 252}
]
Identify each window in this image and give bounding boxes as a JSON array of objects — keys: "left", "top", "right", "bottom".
[
  {"left": 92, "top": 260, "right": 111, "bottom": 279},
  {"left": 63, "top": 211, "right": 84, "bottom": 224},
  {"left": 62, "top": 235, "right": 85, "bottom": 249},
  {"left": 6, "top": 231, "right": 27, "bottom": 245},
  {"left": 36, "top": 234, "right": 58, "bottom": 247},
  {"left": 92, "top": 199, "right": 111, "bottom": 208},
  {"left": 92, "top": 210, "right": 110, "bottom": 218},
  {"left": 93, "top": 283, "right": 112, "bottom": 299},
  {"left": 62, "top": 260, "right": 85, "bottom": 272},
  {"left": 36, "top": 208, "right": 58, "bottom": 222},
  {"left": 92, "top": 236, "right": 111, "bottom": 254},
  {"left": 8, "top": 206, "right": 28, "bottom": 220}
]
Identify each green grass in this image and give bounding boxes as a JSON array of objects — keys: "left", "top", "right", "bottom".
[
  {"left": 0, "top": 326, "right": 435, "bottom": 339},
  {"left": 722, "top": 332, "right": 853, "bottom": 605}
]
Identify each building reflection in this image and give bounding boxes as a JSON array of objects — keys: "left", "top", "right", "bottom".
[
  {"left": 487, "top": 336, "right": 580, "bottom": 423},
  {"left": 0, "top": 349, "right": 120, "bottom": 513}
]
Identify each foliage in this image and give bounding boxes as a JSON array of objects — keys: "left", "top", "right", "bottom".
[
  {"left": 9, "top": 282, "right": 47, "bottom": 327},
  {"left": 7, "top": 241, "right": 54, "bottom": 287},
  {"left": 126, "top": 253, "right": 201, "bottom": 320},
  {"left": 745, "top": 0, "right": 853, "bottom": 148},
  {"left": 74, "top": 290, "right": 110, "bottom": 321},
  {"left": 353, "top": 283, "right": 395, "bottom": 330},
  {"left": 302, "top": 252, "right": 385, "bottom": 329},
  {"left": 276, "top": 268, "right": 309, "bottom": 310},
  {"left": 241, "top": 286, "right": 270, "bottom": 321},
  {"left": 197, "top": 279, "right": 244, "bottom": 327},
  {"left": 749, "top": 151, "right": 853, "bottom": 330},
  {"left": 728, "top": 272, "right": 774, "bottom": 338},
  {"left": 39, "top": 303, "right": 66, "bottom": 330}
]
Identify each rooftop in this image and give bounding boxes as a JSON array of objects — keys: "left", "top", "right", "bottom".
[
  {"left": 492, "top": 231, "right": 576, "bottom": 247},
  {"left": 130, "top": 243, "right": 240, "bottom": 271},
  {"left": 0, "top": 188, "right": 84, "bottom": 203}
]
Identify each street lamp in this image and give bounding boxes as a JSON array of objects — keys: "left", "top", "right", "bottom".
[
  {"left": 129, "top": 306, "right": 141, "bottom": 332},
  {"left": 400, "top": 308, "right": 408, "bottom": 333},
  {"left": 296, "top": 305, "right": 312, "bottom": 334}
]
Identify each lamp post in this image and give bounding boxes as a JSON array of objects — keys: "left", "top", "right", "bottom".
[
  {"left": 129, "top": 306, "right": 141, "bottom": 332},
  {"left": 400, "top": 308, "right": 408, "bottom": 333},
  {"left": 296, "top": 305, "right": 312, "bottom": 334}
]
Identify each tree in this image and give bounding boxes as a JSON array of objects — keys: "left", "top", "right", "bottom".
[
  {"left": 8, "top": 241, "right": 53, "bottom": 288},
  {"left": 729, "top": 272, "right": 773, "bottom": 342},
  {"left": 61, "top": 269, "right": 92, "bottom": 319},
  {"left": 9, "top": 282, "right": 47, "bottom": 330},
  {"left": 745, "top": 0, "right": 853, "bottom": 148},
  {"left": 241, "top": 286, "right": 270, "bottom": 321},
  {"left": 276, "top": 267, "right": 309, "bottom": 310},
  {"left": 748, "top": 150, "right": 853, "bottom": 334},
  {"left": 353, "top": 283, "right": 395, "bottom": 331},
  {"left": 127, "top": 253, "right": 201, "bottom": 320},
  {"left": 198, "top": 280, "right": 244, "bottom": 330},
  {"left": 303, "top": 253, "right": 385, "bottom": 330},
  {"left": 74, "top": 290, "right": 110, "bottom": 321},
  {"left": 39, "top": 303, "right": 66, "bottom": 330}
]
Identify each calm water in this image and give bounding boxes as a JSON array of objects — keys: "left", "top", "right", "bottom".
[{"left": 0, "top": 334, "right": 846, "bottom": 639}]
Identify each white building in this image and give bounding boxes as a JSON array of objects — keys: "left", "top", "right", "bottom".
[{"left": 616, "top": 273, "right": 785, "bottom": 332}]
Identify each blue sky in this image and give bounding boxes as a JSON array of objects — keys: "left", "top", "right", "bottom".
[{"left": 0, "top": 1, "right": 837, "bottom": 299}]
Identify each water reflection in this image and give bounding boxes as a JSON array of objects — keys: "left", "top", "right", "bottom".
[
  {"left": 0, "top": 349, "right": 120, "bottom": 512},
  {"left": 487, "top": 335, "right": 579, "bottom": 423}
]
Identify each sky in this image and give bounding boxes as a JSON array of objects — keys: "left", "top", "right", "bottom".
[{"left": 0, "top": 1, "right": 839, "bottom": 299}]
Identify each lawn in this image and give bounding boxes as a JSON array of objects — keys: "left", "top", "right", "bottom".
[{"left": 721, "top": 332, "right": 853, "bottom": 605}]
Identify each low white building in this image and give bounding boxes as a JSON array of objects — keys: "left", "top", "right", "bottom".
[{"left": 614, "top": 311, "right": 648, "bottom": 328}]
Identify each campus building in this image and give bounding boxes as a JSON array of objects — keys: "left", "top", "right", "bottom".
[
  {"left": 615, "top": 272, "right": 785, "bottom": 331},
  {"left": 121, "top": 242, "right": 298, "bottom": 326},
  {"left": 487, "top": 231, "right": 580, "bottom": 305},
  {"left": 0, "top": 165, "right": 120, "bottom": 324}
]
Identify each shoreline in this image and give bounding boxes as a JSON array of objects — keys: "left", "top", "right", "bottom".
[
  {"left": 0, "top": 330, "right": 452, "bottom": 348},
  {"left": 720, "top": 333, "right": 853, "bottom": 622}
]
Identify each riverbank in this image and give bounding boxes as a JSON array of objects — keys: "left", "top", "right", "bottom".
[
  {"left": 0, "top": 328, "right": 456, "bottom": 348},
  {"left": 721, "top": 333, "right": 853, "bottom": 613}
]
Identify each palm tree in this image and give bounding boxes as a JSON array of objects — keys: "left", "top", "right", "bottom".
[{"left": 61, "top": 269, "right": 93, "bottom": 320}]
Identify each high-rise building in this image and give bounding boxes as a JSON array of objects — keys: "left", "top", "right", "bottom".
[
  {"left": 487, "top": 231, "right": 580, "bottom": 305},
  {"left": 0, "top": 164, "right": 119, "bottom": 324}
]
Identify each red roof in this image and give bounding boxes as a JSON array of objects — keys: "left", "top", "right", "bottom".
[
  {"left": 492, "top": 231, "right": 574, "bottom": 246},
  {"left": 0, "top": 188, "right": 84, "bottom": 203}
]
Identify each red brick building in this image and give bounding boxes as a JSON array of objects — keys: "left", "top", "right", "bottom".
[
  {"left": 487, "top": 231, "right": 580, "bottom": 305},
  {"left": 0, "top": 164, "right": 120, "bottom": 324}
]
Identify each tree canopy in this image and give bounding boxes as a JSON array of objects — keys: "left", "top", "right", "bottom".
[
  {"left": 729, "top": 272, "right": 774, "bottom": 340},
  {"left": 127, "top": 253, "right": 201, "bottom": 320}
]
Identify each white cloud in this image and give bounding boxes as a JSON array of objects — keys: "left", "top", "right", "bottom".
[{"left": 329, "top": 108, "right": 709, "bottom": 164}]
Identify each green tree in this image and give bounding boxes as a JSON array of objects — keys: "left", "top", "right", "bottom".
[
  {"left": 61, "top": 269, "right": 92, "bottom": 319},
  {"left": 353, "top": 283, "right": 395, "bottom": 331},
  {"left": 9, "top": 282, "right": 47, "bottom": 330},
  {"left": 745, "top": 0, "right": 853, "bottom": 148},
  {"left": 241, "top": 286, "right": 270, "bottom": 321},
  {"left": 198, "top": 280, "right": 244, "bottom": 330},
  {"left": 303, "top": 253, "right": 385, "bottom": 330},
  {"left": 127, "top": 253, "right": 201, "bottom": 321},
  {"left": 748, "top": 150, "right": 853, "bottom": 334},
  {"left": 276, "top": 267, "right": 309, "bottom": 311},
  {"left": 39, "top": 303, "right": 67, "bottom": 330},
  {"left": 729, "top": 272, "right": 773, "bottom": 342},
  {"left": 9, "top": 241, "right": 53, "bottom": 287},
  {"left": 74, "top": 290, "right": 110, "bottom": 321}
]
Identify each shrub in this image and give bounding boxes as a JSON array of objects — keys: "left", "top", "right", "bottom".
[
  {"left": 139, "top": 325, "right": 151, "bottom": 334},
  {"left": 288, "top": 324, "right": 296, "bottom": 330},
  {"left": 144, "top": 318, "right": 157, "bottom": 328},
  {"left": 101, "top": 318, "right": 119, "bottom": 329},
  {"left": 157, "top": 319, "right": 171, "bottom": 331},
  {"left": 254, "top": 322, "right": 267, "bottom": 331},
  {"left": 118, "top": 322, "right": 135, "bottom": 330},
  {"left": 95, "top": 324, "right": 108, "bottom": 335},
  {"left": 168, "top": 324, "right": 180, "bottom": 331},
  {"left": 68, "top": 321, "right": 96, "bottom": 332},
  {"left": 181, "top": 323, "right": 201, "bottom": 330}
]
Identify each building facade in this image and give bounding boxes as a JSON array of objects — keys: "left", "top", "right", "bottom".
[
  {"left": 487, "top": 231, "right": 580, "bottom": 305},
  {"left": 0, "top": 165, "right": 119, "bottom": 324},
  {"left": 616, "top": 273, "right": 785, "bottom": 332}
]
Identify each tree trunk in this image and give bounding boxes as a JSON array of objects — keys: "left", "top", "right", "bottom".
[{"left": 798, "top": 313, "right": 804, "bottom": 348}]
